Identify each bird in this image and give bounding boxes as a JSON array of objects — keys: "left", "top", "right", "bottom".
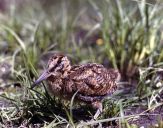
[{"left": 33, "top": 53, "right": 121, "bottom": 119}]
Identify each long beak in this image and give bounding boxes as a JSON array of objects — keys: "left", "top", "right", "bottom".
[{"left": 32, "top": 70, "right": 49, "bottom": 88}]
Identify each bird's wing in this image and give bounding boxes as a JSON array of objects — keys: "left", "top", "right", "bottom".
[{"left": 67, "top": 63, "right": 120, "bottom": 96}]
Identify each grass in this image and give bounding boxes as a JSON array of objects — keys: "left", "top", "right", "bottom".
[{"left": 0, "top": 0, "right": 163, "bottom": 127}]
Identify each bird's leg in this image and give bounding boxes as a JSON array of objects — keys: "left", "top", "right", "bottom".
[
  {"left": 92, "top": 101, "right": 102, "bottom": 120},
  {"left": 76, "top": 94, "right": 103, "bottom": 119}
]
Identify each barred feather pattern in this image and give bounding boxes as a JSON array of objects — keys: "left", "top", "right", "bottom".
[
  {"left": 62, "top": 63, "right": 120, "bottom": 102},
  {"left": 37, "top": 54, "right": 120, "bottom": 103},
  {"left": 34, "top": 54, "right": 121, "bottom": 119}
]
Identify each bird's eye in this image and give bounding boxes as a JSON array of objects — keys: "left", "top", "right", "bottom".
[{"left": 49, "top": 66, "right": 55, "bottom": 72}]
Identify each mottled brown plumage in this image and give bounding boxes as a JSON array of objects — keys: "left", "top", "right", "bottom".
[{"left": 33, "top": 54, "right": 121, "bottom": 119}]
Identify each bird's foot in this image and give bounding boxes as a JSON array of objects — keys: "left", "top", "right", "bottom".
[{"left": 91, "top": 101, "right": 102, "bottom": 120}]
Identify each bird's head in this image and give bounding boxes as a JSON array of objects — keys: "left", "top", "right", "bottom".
[{"left": 33, "top": 54, "right": 71, "bottom": 86}]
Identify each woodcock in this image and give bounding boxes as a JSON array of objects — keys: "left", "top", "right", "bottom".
[{"left": 33, "top": 54, "right": 121, "bottom": 119}]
